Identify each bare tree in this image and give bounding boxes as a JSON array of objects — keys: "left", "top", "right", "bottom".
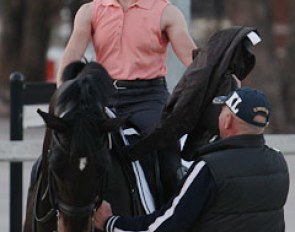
[
  {"left": 224, "top": 0, "right": 288, "bottom": 132},
  {"left": 0, "top": 0, "right": 24, "bottom": 86},
  {"left": 21, "top": 0, "right": 63, "bottom": 82},
  {"left": 280, "top": 0, "right": 295, "bottom": 132},
  {"left": 0, "top": 0, "right": 63, "bottom": 87}
]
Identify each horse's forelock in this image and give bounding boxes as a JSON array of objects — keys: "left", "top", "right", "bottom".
[
  {"left": 69, "top": 113, "right": 107, "bottom": 165},
  {"left": 54, "top": 62, "right": 114, "bottom": 168},
  {"left": 48, "top": 111, "right": 107, "bottom": 175}
]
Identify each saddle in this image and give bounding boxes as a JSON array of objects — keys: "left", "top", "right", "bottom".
[{"left": 105, "top": 107, "right": 162, "bottom": 213}]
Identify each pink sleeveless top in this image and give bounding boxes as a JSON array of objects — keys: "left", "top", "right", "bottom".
[{"left": 91, "top": 0, "right": 169, "bottom": 80}]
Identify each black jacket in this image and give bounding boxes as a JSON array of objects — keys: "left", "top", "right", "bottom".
[
  {"left": 131, "top": 26, "right": 261, "bottom": 160},
  {"left": 107, "top": 134, "right": 289, "bottom": 232},
  {"left": 193, "top": 134, "right": 289, "bottom": 232}
]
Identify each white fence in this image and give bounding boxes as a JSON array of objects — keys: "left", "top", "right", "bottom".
[
  {"left": 1, "top": 134, "right": 295, "bottom": 162},
  {"left": 0, "top": 134, "right": 295, "bottom": 232}
]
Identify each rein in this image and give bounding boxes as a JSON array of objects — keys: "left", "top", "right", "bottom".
[{"left": 33, "top": 174, "right": 56, "bottom": 224}]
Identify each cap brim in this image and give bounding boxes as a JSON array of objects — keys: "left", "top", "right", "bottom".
[{"left": 212, "top": 96, "right": 229, "bottom": 105}]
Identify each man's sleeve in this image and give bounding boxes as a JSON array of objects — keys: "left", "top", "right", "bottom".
[{"left": 105, "top": 160, "right": 216, "bottom": 232}]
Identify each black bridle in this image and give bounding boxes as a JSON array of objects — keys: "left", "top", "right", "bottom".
[
  {"left": 48, "top": 169, "right": 105, "bottom": 218},
  {"left": 33, "top": 131, "right": 109, "bottom": 231},
  {"left": 49, "top": 132, "right": 108, "bottom": 215}
]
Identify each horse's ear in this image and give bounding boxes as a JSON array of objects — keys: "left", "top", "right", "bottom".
[
  {"left": 99, "top": 117, "right": 127, "bottom": 132},
  {"left": 37, "top": 109, "right": 68, "bottom": 133}
]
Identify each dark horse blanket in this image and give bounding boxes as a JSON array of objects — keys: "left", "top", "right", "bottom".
[{"left": 130, "top": 26, "right": 261, "bottom": 161}]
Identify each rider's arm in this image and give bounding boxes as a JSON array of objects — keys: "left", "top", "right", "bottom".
[
  {"left": 98, "top": 160, "right": 216, "bottom": 232},
  {"left": 161, "top": 4, "right": 197, "bottom": 68},
  {"left": 56, "top": 3, "right": 93, "bottom": 86}
]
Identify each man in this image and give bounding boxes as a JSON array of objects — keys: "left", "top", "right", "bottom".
[
  {"left": 56, "top": 0, "right": 197, "bottom": 206},
  {"left": 94, "top": 87, "right": 290, "bottom": 232}
]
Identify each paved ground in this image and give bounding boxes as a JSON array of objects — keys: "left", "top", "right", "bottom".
[{"left": 1, "top": 114, "right": 294, "bottom": 232}]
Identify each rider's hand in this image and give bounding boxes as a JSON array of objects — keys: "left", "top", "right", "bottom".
[{"left": 94, "top": 200, "right": 113, "bottom": 231}]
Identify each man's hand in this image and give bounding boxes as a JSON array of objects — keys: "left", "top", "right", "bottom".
[{"left": 94, "top": 200, "right": 113, "bottom": 231}]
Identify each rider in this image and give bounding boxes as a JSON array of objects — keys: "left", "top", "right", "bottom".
[{"left": 56, "top": 0, "right": 197, "bottom": 206}]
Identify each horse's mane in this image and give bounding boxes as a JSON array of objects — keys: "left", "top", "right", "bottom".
[
  {"left": 57, "top": 61, "right": 114, "bottom": 114},
  {"left": 55, "top": 61, "right": 114, "bottom": 162}
]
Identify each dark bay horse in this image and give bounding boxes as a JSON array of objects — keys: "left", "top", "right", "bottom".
[{"left": 23, "top": 62, "right": 145, "bottom": 232}]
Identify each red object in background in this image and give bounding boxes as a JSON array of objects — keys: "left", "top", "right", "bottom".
[{"left": 46, "top": 59, "right": 55, "bottom": 82}]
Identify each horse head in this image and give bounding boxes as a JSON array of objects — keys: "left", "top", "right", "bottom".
[{"left": 37, "top": 61, "right": 125, "bottom": 232}]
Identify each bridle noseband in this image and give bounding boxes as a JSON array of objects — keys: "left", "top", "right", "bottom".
[{"left": 48, "top": 169, "right": 104, "bottom": 218}]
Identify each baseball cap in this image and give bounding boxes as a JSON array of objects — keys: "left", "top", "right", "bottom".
[{"left": 212, "top": 87, "right": 271, "bottom": 127}]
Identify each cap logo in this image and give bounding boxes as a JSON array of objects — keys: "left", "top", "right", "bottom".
[{"left": 225, "top": 92, "right": 242, "bottom": 114}]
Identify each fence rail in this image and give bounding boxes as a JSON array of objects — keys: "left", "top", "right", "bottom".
[
  {"left": 1, "top": 135, "right": 295, "bottom": 162},
  {"left": 0, "top": 141, "right": 42, "bottom": 162},
  {"left": 1, "top": 134, "right": 295, "bottom": 162},
  {"left": 264, "top": 134, "right": 295, "bottom": 155}
]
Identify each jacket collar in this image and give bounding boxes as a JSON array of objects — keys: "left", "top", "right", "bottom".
[{"left": 197, "top": 134, "right": 266, "bottom": 156}]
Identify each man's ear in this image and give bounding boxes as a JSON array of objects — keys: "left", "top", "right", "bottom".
[
  {"left": 37, "top": 109, "right": 68, "bottom": 133},
  {"left": 224, "top": 112, "right": 233, "bottom": 130}
]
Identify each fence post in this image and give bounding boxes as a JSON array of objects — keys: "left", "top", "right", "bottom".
[{"left": 10, "top": 72, "right": 24, "bottom": 232}]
